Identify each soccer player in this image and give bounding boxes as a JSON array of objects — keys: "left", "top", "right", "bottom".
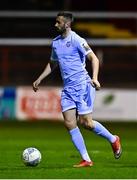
[{"left": 33, "top": 12, "right": 122, "bottom": 167}]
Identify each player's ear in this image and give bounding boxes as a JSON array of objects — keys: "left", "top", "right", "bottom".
[
  {"left": 65, "top": 21, "right": 70, "bottom": 28},
  {"left": 65, "top": 23, "right": 68, "bottom": 28}
]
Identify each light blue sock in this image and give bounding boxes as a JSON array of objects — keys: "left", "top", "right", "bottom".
[
  {"left": 92, "top": 120, "right": 116, "bottom": 143},
  {"left": 69, "top": 127, "right": 91, "bottom": 162}
]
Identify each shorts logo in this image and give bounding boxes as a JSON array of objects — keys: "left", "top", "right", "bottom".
[{"left": 66, "top": 41, "right": 71, "bottom": 47}]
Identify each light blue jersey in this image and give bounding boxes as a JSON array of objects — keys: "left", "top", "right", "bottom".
[
  {"left": 50, "top": 31, "right": 92, "bottom": 87},
  {"left": 50, "top": 30, "right": 95, "bottom": 114}
]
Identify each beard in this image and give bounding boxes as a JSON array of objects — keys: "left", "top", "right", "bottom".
[{"left": 56, "top": 26, "right": 66, "bottom": 35}]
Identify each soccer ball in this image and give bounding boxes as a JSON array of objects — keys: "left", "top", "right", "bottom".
[{"left": 22, "top": 147, "right": 42, "bottom": 166}]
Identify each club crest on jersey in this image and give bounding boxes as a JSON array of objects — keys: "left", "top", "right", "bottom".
[
  {"left": 66, "top": 41, "right": 71, "bottom": 47},
  {"left": 82, "top": 43, "right": 91, "bottom": 51}
]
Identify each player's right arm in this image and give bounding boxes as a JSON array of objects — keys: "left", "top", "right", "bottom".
[
  {"left": 33, "top": 62, "right": 51, "bottom": 92},
  {"left": 33, "top": 44, "right": 58, "bottom": 92},
  {"left": 33, "top": 61, "right": 58, "bottom": 92}
]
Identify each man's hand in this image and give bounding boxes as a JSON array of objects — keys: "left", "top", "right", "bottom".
[
  {"left": 33, "top": 79, "right": 41, "bottom": 92},
  {"left": 91, "top": 79, "right": 101, "bottom": 90}
]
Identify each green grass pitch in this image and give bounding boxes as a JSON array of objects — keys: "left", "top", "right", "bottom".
[{"left": 0, "top": 120, "right": 137, "bottom": 179}]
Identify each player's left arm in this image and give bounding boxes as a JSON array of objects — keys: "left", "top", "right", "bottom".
[
  {"left": 87, "top": 51, "right": 101, "bottom": 90},
  {"left": 76, "top": 36, "right": 101, "bottom": 90}
]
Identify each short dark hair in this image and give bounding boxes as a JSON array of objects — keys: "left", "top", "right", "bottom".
[{"left": 57, "top": 11, "right": 74, "bottom": 22}]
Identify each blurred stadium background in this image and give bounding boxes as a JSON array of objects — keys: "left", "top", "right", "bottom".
[
  {"left": 0, "top": 0, "right": 137, "bottom": 179},
  {"left": 0, "top": 0, "right": 136, "bottom": 121}
]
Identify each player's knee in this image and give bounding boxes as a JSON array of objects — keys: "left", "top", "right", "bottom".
[
  {"left": 64, "top": 119, "right": 77, "bottom": 130},
  {"left": 85, "top": 120, "right": 94, "bottom": 129},
  {"left": 80, "top": 117, "right": 94, "bottom": 130}
]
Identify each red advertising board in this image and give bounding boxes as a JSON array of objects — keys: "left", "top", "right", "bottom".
[{"left": 16, "top": 87, "right": 63, "bottom": 120}]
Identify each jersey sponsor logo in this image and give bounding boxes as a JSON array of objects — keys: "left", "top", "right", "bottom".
[
  {"left": 66, "top": 41, "right": 71, "bottom": 47},
  {"left": 82, "top": 43, "right": 91, "bottom": 51}
]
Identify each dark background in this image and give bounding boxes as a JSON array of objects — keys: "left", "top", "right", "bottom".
[{"left": 0, "top": 0, "right": 136, "bottom": 88}]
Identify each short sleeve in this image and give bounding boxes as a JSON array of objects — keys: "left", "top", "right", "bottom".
[
  {"left": 76, "top": 37, "right": 92, "bottom": 56},
  {"left": 50, "top": 47, "right": 58, "bottom": 62}
]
